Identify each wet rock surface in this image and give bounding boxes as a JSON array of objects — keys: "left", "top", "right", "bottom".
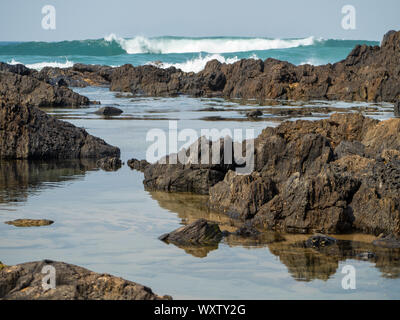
[
  {"left": 94, "top": 106, "right": 123, "bottom": 116},
  {"left": 0, "top": 260, "right": 171, "bottom": 300},
  {"left": 159, "top": 219, "right": 224, "bottom": 246},
  {"left": 0, "top": 103, "right": 120, "bottom": 160},
  {"left": 5, "top": 219, "right": 54, "bottom": 227},
  {"left": 305, "top": 234, "right": 337, "bottom": 248}
]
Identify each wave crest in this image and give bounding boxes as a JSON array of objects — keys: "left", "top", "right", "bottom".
[{"left": 105, "top": 34, "right": 316, "bottom": 54}]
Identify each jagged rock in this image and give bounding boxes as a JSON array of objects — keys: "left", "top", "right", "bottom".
[
  {"left": 96, "top": 157, "right": 122, "bottom": 171},
  {"left": 334, "top": 140, "right": 366, "bottom": 159},
  {"left": 5, "top": 219, "right": 54, "bottom": 227},
  {"left": 159, "top": 219, "right": 223, "bottom": 245},
  {"left": 127, "top": 159, "right": 150, "bottom": 172},
  {"left": 107, "top": 30, "right": 400, "bottom": 102},
  {"left": 143, "top": 137, "right": 235, "bottom": 195},
  {"left": 94, "top": 106, "right": 123, "bottom": 116},
  {"left": 305, "top": 234, "right": 337, "bottom": 248},
  {"left": 209, "top": 113, "right": 400, "bottom": 235},
  {"left": 0, "top": 103, "right": 120, "bottom": 160},
  {"left": 0, "top": 71, "right": 89, "bottom": 108},
  {"left": 0, "top": 260, "right": 171, "bottom": 300},
  {"left": 209, "top": 171, "right": 277, "bottom": 220}
]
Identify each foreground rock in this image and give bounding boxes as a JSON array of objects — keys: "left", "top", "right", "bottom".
[
  {"left": 0, "top": 103, "right": 120, "bottom": 159},
  {"left": 159, "top": 219, "right": 224, "bottom": 246},
  {"left": 147, "top": 113, "right": 400, "bottom": 236},
  {"left": 5, "top": 219, "right": 54, "bottom": 227},
  {"left": 0, "top": 260, "right": 171, "bottom": 300}
]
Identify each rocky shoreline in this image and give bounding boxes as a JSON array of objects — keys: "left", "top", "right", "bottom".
[{"left": 2, "top": 30, "right": 399, "bottom": 103}]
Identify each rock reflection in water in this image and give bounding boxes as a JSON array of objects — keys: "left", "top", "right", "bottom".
[
  {"left": 0, "top": 160, "right": 98, "bottom": 205},
  {"left": 149, "top": 191, "right": 400, "bottom": 280}
]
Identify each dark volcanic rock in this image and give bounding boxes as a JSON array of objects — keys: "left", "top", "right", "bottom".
[
  {"left": 0, "top": 71, "right": 89, "bottom": 108},
  {"left": 94, "top": 106, "right": 123, "bottom": 116},
  {"left": 96, "top": 157, "right": 122, "bottom": 171},
  {"left": 0, "top": 260, "right": 171, "bottom": 300},
  {"left": 159, "top": 219, "right": 223, "bottom": 246},
  {"left": 0, "top": 103, "right": 120, "bottom": 160},
  {"left": 143, "top": 136, "right": 236, "bottom": 195},
  {"left": 394, "top": 101, "right": 400, "bottom": 117},
  {"left": 207, "top": 113, "right": 400, "bottom": 235},
  {"left": 106, "top": 30, "right": 400, "bottom": 102},
  {"left": 127, "top": 158, "right": 150, "bottom": 172}
]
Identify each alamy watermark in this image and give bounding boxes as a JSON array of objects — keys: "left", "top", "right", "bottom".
[
  {"left": 41, "top": 265, "right": 56, "bottom": 291},
  {"left": 341, "top": 5, "right": 356, "bottom": 30},
  {"left": 341, "top": 264, "right": 356, "bottom": 290},
  {"left": 146, "top": 121, "right": 255, "bottom": 175},
  {"left": 41, "top": 5, "right": 56, "bottom": 30}
]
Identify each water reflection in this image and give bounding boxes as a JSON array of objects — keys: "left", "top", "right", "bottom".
[
  {"left": 0, "top": 160, "right": 98, "bottom": 205},
  {"left": 150, "top": 191, "right": 400, "bottom": 281}
]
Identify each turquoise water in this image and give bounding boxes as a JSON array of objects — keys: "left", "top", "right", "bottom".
[{"left": 0, "top": 36, "right": 379, "bottom": 73}]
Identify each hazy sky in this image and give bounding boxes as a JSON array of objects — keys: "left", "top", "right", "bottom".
[{"left": 0, "top": 0, "right": 399, "bottom": 41}]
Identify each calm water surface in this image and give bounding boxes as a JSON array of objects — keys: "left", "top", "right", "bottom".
[{"left": 0, "top": 87, "right": 399, "bottom": 299}]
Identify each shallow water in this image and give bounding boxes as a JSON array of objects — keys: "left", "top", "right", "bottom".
[{"left": 1, "top": 87, "right": 399, "bottom": 299}]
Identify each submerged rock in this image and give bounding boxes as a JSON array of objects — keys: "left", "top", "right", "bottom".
[
  {"left": 127, "top": 158, "right": 150, "bottom": 172},
  {"left": 159, "top": 219, "right": 224, "bottom": 246},
  {"left": 373, "top": 235, "right": 400, "bottom": 249},
  {"left": 0, "top": 260, "right": 171, "bottom": 300},
  {"left": 94, "top": 106, "right": 123, "bottom": 116},
  {"left": 96, "top": 157, "right": 122, "bottom": 171},
  {"left": 5, "top": 219, "right": 54, "bottom": 227},
  {"left": 0, "top": 103, "right": 120, "bottom": 160},
  {"left": 305, "top": 234, "right": 337, "bottom": 248},
  {"left": 246, "top": 110, "right": 263, "bottom": 119}
]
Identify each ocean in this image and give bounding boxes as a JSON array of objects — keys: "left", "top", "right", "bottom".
[{"left": 0, "top": 35, "right": 379, "bottom": 72}]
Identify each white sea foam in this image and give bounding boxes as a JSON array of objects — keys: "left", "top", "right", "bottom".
[
  {"left": 104, "top": 34, "right": 316, "bottom": 54},
  {"left": 148, "top": 53, "right": 260, "bottom": 73},
  {"left": 8, "top": 58, "right": 74, "bottom": 71}
]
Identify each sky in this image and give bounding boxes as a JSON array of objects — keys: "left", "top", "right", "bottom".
[{"left": 0, "top": 0, "right": 399, "bottom": 41}]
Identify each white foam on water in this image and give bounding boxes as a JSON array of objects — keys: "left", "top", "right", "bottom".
[
  {"left": 148, "top": 53, "right": 261, "bottom": 73},
  {"left": 104, "top": 34, "right": 316, "bottom": 54},
  {"left": 8, "top": 58, "right": 74, "bottom": 71}
]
